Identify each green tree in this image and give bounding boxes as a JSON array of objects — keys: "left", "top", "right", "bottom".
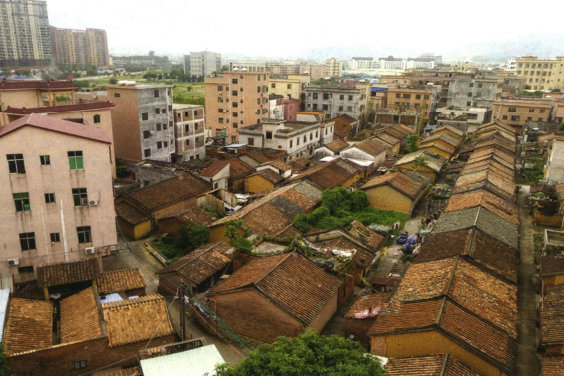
[
  {"left": 215, "top": 331, "right": 384, "bottom": 376},
  {"left": 414, "top": 156, "right": 428, "bottom": 168},
  {"left": 559, "top": 122, "right": 564, "bottom": 131},
  {"left": 116, "top": 165, "right": 130, "bottom": 178},
  {"left": 406, "top": 134, "right": 419, "bottom": 153},
  {"left": 223, "top": 220, "right": 253, "bottom": 254},
  {"left": 175, "top": 223, "right": 210, "bottom": 254},
  {"left": 0, "top": 343, "right": 10, "bottom": 375},
  {"left": 109, "top": 77, "right": 118, "bottom": 84}
]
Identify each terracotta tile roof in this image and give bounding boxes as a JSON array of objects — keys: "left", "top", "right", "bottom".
[
  {"left": 211, "top": 252, "right": 342, "bottom": 326},
  {"left": 466, "top": 149, "right": 515, "bottom": 170},
  {"left": 433, "top": 207, "right": 519, "bottom": 248},
  {"left": 176, "top": 206, "right": 217, "bottom": 227},
  {"left": 92, "top": 367, "right": 142, "bottom": 376},
  {"left": 380, "top": 127, "right": 405, "bottom": 140},
  {"left": 416, "top": 229, "right": 518, "bottom": 284},
  {"left": 97, "top": 269, "right": 146, "bottom": 295},
  {"left": 540, "top": 255, "right": 564, "bottom": 277},
  {"left": 420, "top": 141, "right": 455, "bottom": 156},
  {"left": 361, "top": 170, "right": 430, "bottom": 200},
  {"left": 385, "top": 354, "right": 481, "bottom": 376},
  {"left": 354, "top": 138, "right": 388, "bottom": 156},
  {"left": 262, "top": 159, "right": 291, "bottom": 172},
  {"left": 540, "top": 285, "right": 564, "bottom": 346},
  {"left": 474, "top": 134, "right": 516, "bottom": 154},
  {"left": 127, "top": 174, "right": 210, "bottom": 211},
  {"left": 242, "top": 203, "right": 293, "bottom": 236},
  {"left": 60, "top": 287, "right": 103, "bottom": 343},
  {"left": 0, "top": 113, "right": 111, "bottom": 144},
  {"left": 200, "top": 160, "right": 230, "bottom": 177},
  {"left": 345, "top": 293, "right": 391, "bottom": 319},
  {"left": 334, "top": 128, "right": 347, "bottom": 139},
  {"left": 462, "top": 160, "right": 514, "bottom": 179},
  {"left": 102, "top": 295, "right": 174, "bottom": 347},
  {"left": 254, "top": 169, "right": 285, "bottom": 185},
  {"left": 454, "top": 170, "right": 516, "bottom": 202},
  {"left": 420, "top": 133, "right": 461, "bottom": 148},
  {"left": 369, "top": 299, "right": 442, "bottom": 333},
  {"left": 348, "top": 220, "right": 385, "bottom": 251},
  {"left": 438, "top": 300, "right": 515, "bottom": 374},
  {"left": 373, "top": 132, "right": 401, "bottom": 147},
  {"left": 291, "top": 159, "right": 359, "bottom": 190},
  {"left": 395, "top": 150, "right": 446, "bottom": 173},
  {"left": 393, "top": 258, "right": 457, "bottom": 302},
  {"left": 37, "top": 258, "right": 100, "bottom": 287},
  {"left": 392, "top": 124, "right": 416, "bottom": 135},
  {"left": 115, "top": 201, "right": 150, "bottom": 226},
  {"left": 467, "top": 147, "right": 515, "bottom": 164},
  {"left": 431, "top": 124, "right": 465, "bottom": 138},
  {"left": 287, "top": 157, "right": 310, "bottom": 173},
  {"left": 243, "top": 150, "right": 272, "bottom": 164},
  {"left": 325, "top": 139, "right": 349, "bottom": 153},
  {"left": 158, "top": 242, "right": 231, "bottom": 285},
  {"left": 477, "top": 119, "right": 516, "bottom": 135},
  {"left": 336, "top": 113, "right": 357, "bottom": 123},
  {"left": 0, "top": 79, "right": 78, "bottom": 90},
  {"left": 5, "top": 101, "right": 114, "bottom": 114},
  {"left": 4, "top": 298, "right": 53, "bottom": 355},
  {"left": 476, "top": 128, "right": 515, "bottom": 143},
  {"left": 445, "top": 190, "right": 519, "bottom": 225},
  {"left": 541, "top": 357, "right": 564, "bottom": 376}
]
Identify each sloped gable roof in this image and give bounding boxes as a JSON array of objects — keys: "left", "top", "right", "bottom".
[{"left": 360, "top": 170, "right": 429, "bottom": 200}]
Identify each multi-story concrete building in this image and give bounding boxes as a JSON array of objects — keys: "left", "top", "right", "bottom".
[
  {"left": 268, "top": 63, "right": 300, "bottom": 75},
  {"left": 385, "top": 86, "right": 441, "bottom": 130},
  {"left": 51, "top": 27, "right": 110, "bottom": 67},
  {"left": 515, "top": 56, "right": 564, "bottom": 91},
  {"left": 305, "top": 83, "right": 370, "bottom": 124},
  {"left": 0, "top": 114, "right": 117, "bottom": 283},
  {"left": 107, "top": 83, "right": 174, "bottom": 162},
  {"left": 172, "top": 104, "right": 205, "bottom": 163},
  {"left": 269, "top": 94, "right": 284, "bottom": 120},
  {"left": 270, "top": 73, "right": 311, "bottom": 111},
  {"left": 225, "top": 59, "right": 266, "bottom": 72},
  {"left": 204, "top": 71, "right": 270, "bottom": 143},
  {"left": 324, "top": 58, "right": 343, "bottom": 78},
  {"left": 492, "top": 98, "right": 555, "bottom": 134},
  {"left": 183, "top": 51, "right": 222, "bottom": 79},
  {"left": 299, "top": 64, "right": 325, "bottom": 80},
  {"left": 0, "top": 0, "right": 53, "bottom": 67},
  {"left": 237, "top": 113, "right": 334, "bottom": 159},
  {"left": 446, "top": 74, "right": 503, "bottom": 110},
  {"left": 506, "top": 58, "right": 517, "bottom": 72}
]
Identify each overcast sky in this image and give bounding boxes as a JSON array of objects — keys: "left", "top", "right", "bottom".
[{"left": 46, "top": 0, "right": 564, "bottom": 61}]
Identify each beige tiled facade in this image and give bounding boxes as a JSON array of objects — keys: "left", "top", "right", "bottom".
[
  {"left": 205, "top": 71, "right": 270, "bottom": 143},
  {"left": 515, "top": 56, "right": 564, "bottom": 91},
  {"left": 492, "top": 99, "right": 554, "bottom": 133}
]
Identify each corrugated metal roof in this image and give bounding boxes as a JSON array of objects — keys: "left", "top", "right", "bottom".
[
  {"left": 0, "top": 289, "right": 10, "bottom": 341},
  {"left": 140, "top": 344, "right": 225, "bottom": 376},
  {"left": 99, "top": 293, "right": 124, "bottom": 304}
]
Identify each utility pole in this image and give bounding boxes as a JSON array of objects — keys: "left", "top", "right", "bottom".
[{"left": 179, "top": 279, "right": 186, "bottom": 341}]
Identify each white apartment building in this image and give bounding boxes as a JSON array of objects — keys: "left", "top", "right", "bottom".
[
  {"left": 225, "top": 59, "right": 267, "bottom": 72},
  {"left": 305, "top": 84, "right": 371, "bottom": 123},
  {"left": 324, "top": 58, "right": 343, "bottom": 78},
  {"left": 0, "top": 114, "right": 117, "bottom": 283},
  {"left": 238, "top": 116, "right": 334, "bottom": 159},
  {"left": 172, "top": 104, "right": 206, "bottom": 163},
  {"left": 184, "top": 51, "right": 222, "bottom": 78}
]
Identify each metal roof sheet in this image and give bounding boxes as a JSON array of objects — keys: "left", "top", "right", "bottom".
[{"left": 140, "top": 345, "right": 225, "bottom": 376}]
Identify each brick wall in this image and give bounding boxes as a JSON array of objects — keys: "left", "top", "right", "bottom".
[
  {"left": 157, "top": 217, "right": 184, "bottom": 237},
  {"left": 7, "top": 335, "right": 175, "bottom": 376},
  {"left": 346, "top": 317, "right": 376, "bottom": 348}
]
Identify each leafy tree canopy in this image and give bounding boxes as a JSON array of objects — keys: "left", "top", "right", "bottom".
[
  {"left": 175, "top": 223, "right": 210, "bottom": 254},
  {"left": 215, "top": 331, "right": 384, "bottom": 376}
]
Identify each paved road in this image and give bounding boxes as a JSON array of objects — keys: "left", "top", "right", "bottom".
[
  {"left": 515, "top": 185, "right": 541, "bottom": 376},
  {"left": 102, "top": 237, "right": 246, "bottom": 366}
]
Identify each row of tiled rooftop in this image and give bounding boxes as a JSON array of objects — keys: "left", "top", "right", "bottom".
[{"left": 344, "top": 119, "right": 525, "bottom": 376}]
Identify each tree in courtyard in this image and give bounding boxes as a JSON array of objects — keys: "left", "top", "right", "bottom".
[
  {"left": 406, "top": 134, "right": 419, "bottom": 153},
  {"left": 223, "top": 220, "right": 252, "bottom": 254},
  {"left": 175, "top": 223, "right": 210, "bottom": 255},
  {"left": 214, "top": 331, "right": 384, "bottom": 376}
]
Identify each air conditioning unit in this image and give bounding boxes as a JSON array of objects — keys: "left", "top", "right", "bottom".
[
  {"left": 89, "top": 199, "right": 99, "bottom": 206},
  {"left": 7, "top": 258, "right": 19, "bottom": 266},
  {"left": 110, "top": 245, "right": 117, "bottom": 252},
  {"left": 84, "top": 247, "right": 95, "bottom": 255}
]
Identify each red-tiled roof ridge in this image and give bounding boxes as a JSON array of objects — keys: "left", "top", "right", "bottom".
[
  {"left": 0, "top": 113, "right": 111, "bottom": 144},
  {"left": 158, "top": 242, "right": 230, "bottom": 276},
  {"left": 5, "top": 101, "right": 114, "bottom": 114},
  {"left": 0, "top": 79, "right": 78, "bottom": 90},
  {"left": 200, "top": 160, "right": 230, "bottom": 177}
]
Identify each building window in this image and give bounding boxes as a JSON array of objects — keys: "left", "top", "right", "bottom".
[
  {"left": 142, "top": 113, "right": 149, "bottom": 121},
  {"left": 266, "top": 131, "right": 273, "bottom": 139},
  {"left": 257, "top": 86, "right": 261, "bottom": 93},
  {"left": 529, "top": 109, "right": 535, "bottom": 113},
  {"left": 511, "top": 115, "right": 520, "bottom": 121},
  {"left": 323, "top": 93, "right": 330, "bottom": 100},
  {"left": 219, "top": 118, "right": 224, "bottom": 124},
  {"left": 232, "top": 90, "right": 238, "bottom": 96},
  {"left": 508, "top": 107, "right": 516, "bottom": 112},
  {"left": 538, "top": 117, "right": 543, "bottom": 121},
  {"left": 155, "top": 108, "right": 160, "bottom": 115},
  {"left": 74, "top": 360, "right": 87, "bottom": 370},
  {"left": 72, "top": 188, "right": 88, "bottom": 206},
  {"left": 7, "top": 154, "right": 26, "bottom": 174},
  {"left": 287, "top": 84, "right": 292, "bottom": 89},
  {"left": 144, "top": 149, "right": 151, "bottom": 158},
  {"left": 19, "top": 232, "right": 36, "bottom": 251},
  {"left": 322, "top": 104, "right": 329, "bottom": 111},
  {"left": 348, "top": 95, "right": 353, "bottom": 101},
  {"left": 93, "top": 114, "right": 101, "bottom": 123},
  {"left": 540, "top": 109, "right": 546, "bottom": 113},
  {"left": 143, "top": 130, "right": 151, "bottom": 139},
  {"left": 313, "top": 104, "right": 318, "bottom": 110},
  {"left": 467, "top": 92, "right": 472, "bottom": 97},
  {"left": 154, "top": 90, "right": 160, "bottom": 98},
  {"left": 312, "top": 93, "right": 318, "bottom": 99},
  {"left": 339, "top": 106, "right": 343, "bottom": 111},
  {"left": 45, "top": 193, "right": 55, "bottom": 204},
  {"left": 233, "top": 102, "right": 238, "bottom": 108},
  {"left": 478, "top": 83, "right": 483, "bottom": 88},
  {"left": 13, "top": 192, "right": 30, "bottom": 212},
  {"left": 163, "top": 123, "right": 167, "bottom": 130},
  {"left": 271, "top": 83, "right": 276, "bottom": 88},
  {"left": 233, "top": 123, "right": 238, "bottom": 129},
  {"left": 40, "top": 155, "right": 50, "bottom": 165},
  {"left": 340, "top": 95, "right": 345, "bottom": 100},
  {"left": 114, "top": 93, "right": 120, "bottom": 98},
  {"left": 233, "top": 112, "right": 238, "bottom": 117},
  {"left": 50, "top": 233, "right": 60, "bottom": 243},
  {"left": 157, "top": 141, "right": 163, "bottom": 149},
  {"left": 68, "top": 151, "right": 84, "bottom": 170},
  {"left": 310, "top": 133, "right": 313, "bottom": 140},
  {"left": 185, "top": 139, "right": 190, "bottom": 146},
  {"left": 185, "top": 124, "right": 190, "bottom": 132},
  {"left": 156, "top": 124, "right": 162, "bottom": 131},
  {"left": 297, "top": 137, "right": 300, "bottom": 145},
  {"left": 416, "top": 94, "right": 421, "bottom": 100},
  {"left": 248, "top": 138, "right": 255, "bottom": 146},
  {"left": 502, "top": 115, "right": 508, "bottom": 120},
  {"left": 467, "top": 102, "right": 472, "bottom": 107},
  {"left": 218, "top": 85, "right": 223, "bottom": 91},
  {"left": 290, "top": 140, "right": 293, "bottom": 148},
  {"left": 77, "top": 226, "right": 92, "bottom": 244},
  {"left": 18, "top": 266, "right": 33, "bottom": 274},
  {"left": 347, "top": 106, "right": 352, "bottom": 112},
  {"left": 232, "top": 78, "right": 238, "bottom": 84}
]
